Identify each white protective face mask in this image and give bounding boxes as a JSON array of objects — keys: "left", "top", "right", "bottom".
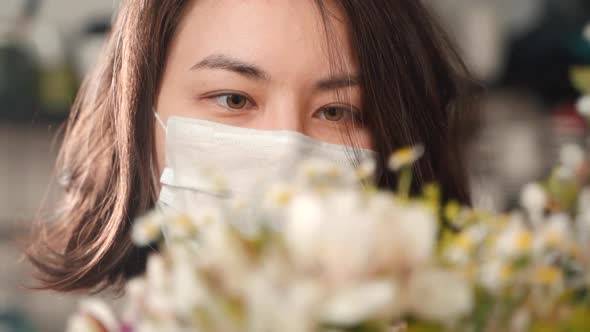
[{"left": 154, "top": 112, "right": 377, "bottom": 214}]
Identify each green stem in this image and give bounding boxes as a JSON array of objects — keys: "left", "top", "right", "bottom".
[{"left": 398, "top": 166, "right": 413, "bottom": 199}]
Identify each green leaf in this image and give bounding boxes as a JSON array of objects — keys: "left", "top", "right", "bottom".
[
  {"left": 561, "top": 306, "right": 590, "bottom": 332},
  {"left": 407, "top": 321, "right": 445, "bottom": 332},
  {"left": 571, "top": 66, "right": 590, "bottom": 93}
]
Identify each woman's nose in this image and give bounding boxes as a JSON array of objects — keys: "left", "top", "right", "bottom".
[{"left": 259, "top": 99, "right": 306, "bottom": 133}]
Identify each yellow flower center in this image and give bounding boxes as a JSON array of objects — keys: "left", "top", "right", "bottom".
[
  {"left": 515, "top": 232, "right": 532, "bottom": 252},
  {"left": 535, "top": 266, "right": 562, "bottom": 285}
]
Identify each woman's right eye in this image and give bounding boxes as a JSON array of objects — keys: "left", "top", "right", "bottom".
[{"left": 212, "top": 93, "right": 253, "bottom": 111}]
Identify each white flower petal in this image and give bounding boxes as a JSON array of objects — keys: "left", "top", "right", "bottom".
[
  {"left": 131, "top": 212, "right": 164, "bottom": 246},
  {"left": 584, "top": 23, "right": 590, "bottom": 42},
  {"left": 407, "top": 269, "right": 473, "bottom": 323},
  {"left": 74, "top": 299, "right": 119, "bottom": 332},
  {"left": 559, "top": 143, "right": 585, "bottom": 171},
  {"left": 520, "top": 182, "right": 547, "bottom": 214},
  {"left": 66, "top": 313, "right": 106, "bottom": 332},
  {"left": 533, "top": 213, "right": 572, "bottom": 253},
  {"left": 578, "top": 95, "right": 590, "bottom": 116},
  {"left": 321, "top": 281, "right": 399, "bottom": 326},
  {"left": 285, "top": 193, "right": 325, "bottom": 270}
]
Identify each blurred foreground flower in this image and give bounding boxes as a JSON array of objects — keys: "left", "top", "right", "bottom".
[{"left": 67, "top": 135, "right": 590, "bottom": 332}]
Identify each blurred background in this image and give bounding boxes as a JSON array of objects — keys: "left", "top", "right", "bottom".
[{"left": 0, "top": 0, "right": 588, "bottom": 331}]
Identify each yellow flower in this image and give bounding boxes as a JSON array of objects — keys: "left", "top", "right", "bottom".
[
  {"left": 534, "top": 266, "right": 562, "bottom": 285},
  {"left": 388, "top": 145, "right": 424, "bottom": 171},
  {"left": 265, "top": 184, "right": 294, "bottom": 207},
  {"left": 516, "top": 232, "right": 532, "bottom": 252},
  {"left": 455, "top": 234, "right": 475, "bottom": 251},
  {"left": 571, "top": 66, "right": 590, "bottom": 94},
  {"left": 480, "top": 260, "right": 513, "bottom": 292},
  {"left": 169, "top": 214, "right": 198, "bottom": 239},
  {"left": 355, "top": 159, "right": 376, "bottom": 180},
  {"left": 494, "top": 217, "right": 533, "bottom": 259},
  {"left": 131, "top": 212, "right": 164, "bottom": 246}
]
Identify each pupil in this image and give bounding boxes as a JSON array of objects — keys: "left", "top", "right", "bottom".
[
  {"left": 326, "top": 108, "right": 341, "bottom": 120},
  {"left": 228, "top": 95, "right": 245, "bottom": 108}
]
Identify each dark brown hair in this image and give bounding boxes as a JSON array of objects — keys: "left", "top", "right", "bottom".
[{"left": 27, "top": 0, "right": 478, "bottom": 292}]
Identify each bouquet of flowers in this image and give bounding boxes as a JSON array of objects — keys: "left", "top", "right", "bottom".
[
  {"left": 68, "top": 145, "right": 473, "bottom": 332},
  {"left": 67, "top": 132, "right": 590, "bottom": 332}
]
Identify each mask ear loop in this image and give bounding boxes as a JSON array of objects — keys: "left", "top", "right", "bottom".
[
  {"left": 154, "top": 108, "right": 168, "bottom": 133},
  {"left": 151, "top": 109, "right": 173, "bottom": 244},
  {"left": 152, "top": 107, "right": 168, "bottom": 201}
]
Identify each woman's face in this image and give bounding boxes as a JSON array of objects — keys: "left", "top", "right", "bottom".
[{"left": 155, "top": 0, "right": 372, "bottom": 172}]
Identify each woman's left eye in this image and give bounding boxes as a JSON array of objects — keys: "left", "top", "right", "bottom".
[
  {"left": 213, "top": 93, "right": 252, "bottom": 110},
  {"left": 315, "top": 106, "right": 359, "bottom": 123}
]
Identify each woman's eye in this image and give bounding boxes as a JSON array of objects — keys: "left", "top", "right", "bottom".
[
  {"left": 214, "top": 93, "right": 250, "bottom": 110},
  {"left": 316, "top": 106, "right": 358, "bottom": 123}
]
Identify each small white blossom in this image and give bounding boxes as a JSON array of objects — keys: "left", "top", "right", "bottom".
[
  {"left": 264, "top": 183, "right": 295, "bottom": 209},
  {"left": 144, "top": 254, "right": 175, "bottom": 316},
  {"left": 285, "top": 193, "right": 325, "bottom": 270},
  {"left": 560, "top": 143, "right": 585, "bottom": 172},
  {"left": 318, "top": 190, "right": 378, "bottom": 282},
  {"left": 584, "top": 23, "right": 590, "bottom": 42},
  {"left": 578, "top": 95, "right": 590, "bottom": 117},
  {"left": 533, "top": 213, "right": 572, "bottom": 253},
  {"left": 388, "top": 145, "right": 424, "bottom": 171},
  {"left": 169, "top": 245, "right": 209, "bottom": 317},
  {"left": 295, "top": 158, "right": 358, "bottom": 189},
  {"left": 391, "top": 204, "right": 438, "bottom": 268},
  {"left": 66, "top": 314, "right": 107, "bottom": 332},
  {"left": 494, "top": 216, "right": 532, "bottom": 259},
  {"left": 520, "top": 183, "right": 547, "bottom": 216},
  {"left": 66, "top": 299, "right": 119, "bottom": 332},
  {"left": 406, "top": 268, "right": 473, "bottom": 324},
  {"left": 444, "top": 224, "right": 489, "bottom": 265},
  {"left": 321, "top": 281, "right": 399, "bottom": 326},
  {"left": 356, "top": 158, "right": 377, "bottom": 180},
  {"left": 480, "top": 260, "right": 513, "bottom": 293},
  {"left": 122, "top": 278, "right": 147, "bottom": 324},
  {"left": 165, "top": 213, "right": 199, "bottom": 240},
  {"left": 247, "top": 272, "right": 320, "bottom": 332},
  {"left": 131, "top": 212, "right": 164, "bottom": 246}
]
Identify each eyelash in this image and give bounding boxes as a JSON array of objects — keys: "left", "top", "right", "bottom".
[
  {"left": 205, "top": 92, "right": 362, "bottom": 124},
  {"left": 206, "top": 92, "right": 256, "bottom": 111}
]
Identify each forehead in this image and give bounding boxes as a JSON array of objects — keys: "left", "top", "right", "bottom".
[{"left": 170, "top": 0, "right": 357, "bottom": 79}]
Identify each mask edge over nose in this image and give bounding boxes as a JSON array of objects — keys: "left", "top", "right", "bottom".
[{"left": 153, "top": 110, "right": 377, "bottom": 210}]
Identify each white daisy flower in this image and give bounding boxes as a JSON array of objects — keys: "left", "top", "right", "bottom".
[
  {"left": 131, "top": 211, "right": 164, "bottom": 246},
  {"left": 67, "top": 299, "right": 119, "bottom": 332},
  {"left": 559, "top": 143, "right": 585, "bottom": 172},
  {"left": 577, "top": 95, "right": 590, "bottom": 117},
  {"left": 520, "top": 182, "right": 547, "bottom": 216},
  {"left": 388, "top": 145, "right": 424, "bottom": 171},
  {"left": 321, "top": 280, "right": 399, "bottom": 326},
  {"left": 480, "top": 260, "right": 513, "bottom": 293},
  {"left": 406, "top": 268, "right": 473, "bottom": 324},
  {"left": 284, "top": 192, "right": 325, "bottom": 270},
  {"left": 533, "top": 213, "right": 572, "bottom": 253},
  {"left": 494, "top": 216, "right": 532, "bottom": 259}
]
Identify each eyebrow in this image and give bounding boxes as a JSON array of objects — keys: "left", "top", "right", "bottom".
[
  {"left": 191, "top": 54, "right": 270, "bottom": 81},
  {"left": 190, "top": 53, "right": 360, "bottom": 91},
  {"left": 315, "top": 75, "right": 360, "bottom": 90}
]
